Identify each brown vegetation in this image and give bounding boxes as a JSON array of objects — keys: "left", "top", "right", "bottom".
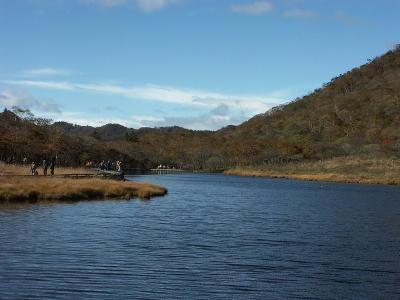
[
  {"left": 0, "top": 47, "right": 399, "bottom": 174},
  {"left": 0, "top": 163, "right": 167, "bottom": 203},
  {"left": 0, "top": 162, "right": 94, "bottom": 176},
  {"left": 0, "top": 177, "right": 167, "bottom": 203},
  {"left": 225, "top": 156, "right": 400, "bottom": 185}
]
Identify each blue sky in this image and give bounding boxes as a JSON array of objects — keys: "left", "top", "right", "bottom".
[{"left": 0, "top": 0, "right": 399, "bottom": 130}]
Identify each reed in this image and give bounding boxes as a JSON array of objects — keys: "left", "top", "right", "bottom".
[
  {"left": 0, "top": 177, "right": 167, "bottom": 203},
  {"left": 0, "top": 162, "right": 94, "bottom": 176},
  {"left": 225, "top": 156, "right": 400, "bottom": 185}
]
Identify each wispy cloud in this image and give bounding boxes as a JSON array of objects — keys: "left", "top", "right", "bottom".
[
  {"left": 2, "top": 80, "right": 286, "bottom": 116},
  {"left": 50, "top": 104, "right": 245, "bottom": 130},
  {"left": 46, "top": 111, "right": 135, "bottom": 127},
  {"left": 22, "top": 68, "right": 73, "bottom": 77},
  {"left": 335, "top": 10, "right": 361, "bottom": 26},
  {"left": 80, "top": 0, "right": 179, "bottom": 12},
  {"left": 141, "top": 104, "right": 247, "bottom": 130},
  {"left": 41, "top": 105, "right": 248, "bottom": 130},
  {"left": 231, "top": 1, "right": 273, "bottom": 15},
  {"left": 42, "top": 111, "right": 164, "bottom": 128},
  {"left": 283, "top": 9, "right": 316, "bottom": 19},
  {"left": 2, "top": 79, "right": 291, "bottom": 129},
  {"left": 80, "top": 0, "right": 129, "bottom": 8},
  {"left": 4, "top": 80, "right": 75, "bottom": 90},
  {"left": 0, "top": 89, "right": 62, "bottom": 113},
  {"left": 136, "top": 0, "right": 179, "bottom": 12}
]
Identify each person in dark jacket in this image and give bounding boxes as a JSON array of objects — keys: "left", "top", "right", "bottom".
[
  {"left": 49, "top": 159, "right": 55, "bottom": 176},
  {"left": 43, "top": 159, "right": 48, "bottom": 176}
]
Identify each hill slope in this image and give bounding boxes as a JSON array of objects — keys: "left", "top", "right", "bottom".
[
  {"left": 223, "top": 47, "right": 400, "bottom": 162},
  {"left": 1, "top": 47, "right": 399, "bottom": 170}
]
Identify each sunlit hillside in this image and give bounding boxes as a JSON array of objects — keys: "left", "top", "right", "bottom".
[{"left": 1, "top": 47, "right": 399, "bottom": 170}]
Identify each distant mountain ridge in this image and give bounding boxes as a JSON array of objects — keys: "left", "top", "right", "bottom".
[{"left": 52, "top": 122, "right": 135, "bottom": 140}]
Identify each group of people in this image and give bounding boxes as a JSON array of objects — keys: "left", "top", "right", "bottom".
[
  {"left": 30, "top": 159, "right": 55, "bottom": 176},
  {"left": 28, "top": 158, "right": 123, "bottom": 176},
  {"left": 99, "top": 160, "right": 112, "bottom": 171},
  {"left": 157, "top": 164, "right": 175, "bottom": 169},
  {"left": 86, "top": 160, "right": 123, "bottom": 173}
]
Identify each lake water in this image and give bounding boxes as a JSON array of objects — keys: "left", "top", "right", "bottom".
[{"left": 0, "top": 174, "right": 399, "bottom": 299}]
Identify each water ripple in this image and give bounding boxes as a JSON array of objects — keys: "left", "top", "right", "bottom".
[{"left": 1, "top": 174, "right": 400, "bottom": 299}]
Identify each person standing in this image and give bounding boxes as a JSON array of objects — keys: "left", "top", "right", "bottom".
[
  {"left": 43, "top": 159, "right": 48, "bottom": 176},
  {"left": 50, "top": 159, "right": 55, "bottom": 176},
  {"left": 116, "top": 160, "right": 122, "bottom": 172},
  {"left": 31, "top": 162, "right": 37, "bottom": 176}
]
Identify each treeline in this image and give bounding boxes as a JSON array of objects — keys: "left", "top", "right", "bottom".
[
  {"left": 230, "top": 46, "right": 400, "bottom": 163},
  {"left": 0, "top": 109, "right": 146, "bottom": 168},
  {"left": 1, "top": 47, "right": 399, "bottom": 169}
]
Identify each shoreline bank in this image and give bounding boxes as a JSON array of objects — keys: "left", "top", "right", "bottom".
[
  {"left": 224, "top": 169, "right": 400, "bottom": 185},
  {"left": 224, "top": 157, "right": 400, "bottom": 186},
  {"left": 0, "top": 177, "right": 167, "bottom": 204}
]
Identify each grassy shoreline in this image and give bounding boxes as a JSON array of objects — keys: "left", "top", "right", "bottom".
[
  {"left": 0, "top": 177, "right": 167, "bottom": 203},
  {"left": 0, "top": 163, "right": 167, "bottom": 203},
  {"left": 0, "top": 163, "right": 95, "bottom": 176},
  {"left": 224, "top": 157, "right": 400, "bottom": 185}
]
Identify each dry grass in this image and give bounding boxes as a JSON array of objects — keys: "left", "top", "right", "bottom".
[
  {"left": 0, "top": 177, "right": 167, "bottom": 203},
  {"left": 0, "top": 162, "right": 94, "bottom": 176},
  {"left": 0, "top": 162, "right": 167, "bottom": 202},
  {"left": 225, "top": 156, "right": 400, "bottom": 185}
]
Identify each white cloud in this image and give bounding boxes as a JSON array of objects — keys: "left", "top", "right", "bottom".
[
  {"left": 283, "top": 9, "right": 316, "bottom": 19},
  {"left": 2, "top": 79, "right": 291, "bottom": 130},
  {"left": 140, "top": 104, "right": 247, "bottom": 130},
  {"left": 80, "top": 0, "right": 179, "bottom": 11},
  {"left": 22, "top": 68, "right": 73, "bottom": 77},
  {"left": 0, "top": 90, "right": 33, "bottom": 109},
  {"left": 231, "top": 1, "right": 273, "bottom": 15},
  {"left": 39, "top": 106, "right": 248, "bottom": 130},
  {"left": 81, "top": 0, "right": 129, "bottom": 8},
  {"left": 136, "top": 0, "right": 179, "bottom": 12},
  {"left": 42, "top": 111, "right": 164, "bottom": 128},
  {"left": 4, "top": 80, "right": 74, "bottom": 91},
  {"left": 48, "top": 111, "right": 132, "bottom": 127},
  {"left": 211, "top": 103, "right": 229, "bottom": 116},
  {"left": 334, "top": 10, "right": 361, "bottom": 26},
  {"left": 3, "top": 80, "right": 286, "bottom": 116},
  {"left": 0, "top": 89, "right": 61, "bottom": 113}
]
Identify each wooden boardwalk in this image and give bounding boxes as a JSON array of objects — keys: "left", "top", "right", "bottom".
[
  {"left": 121, "top": 168, "right": 186, "bottom": 175},
  {"left": 0, "top": 170, "right": 125, "bottom": 180},
  {"left": 1, "top": 168, "right": 187, "bottom": 178},
  {"left": 90, "top": 169, "right": 125, "bottom": 180},
  {"left": 150, "top": 168, "right": 185, "bottom": 175}
]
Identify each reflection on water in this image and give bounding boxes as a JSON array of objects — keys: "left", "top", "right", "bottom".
[{"left": 1, "top": 174, "right": 399, "bottom": 299}]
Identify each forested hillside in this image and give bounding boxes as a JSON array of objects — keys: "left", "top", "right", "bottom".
[
  {"left": 225, "top": 46, "right": 400, "bottom": 163},
  {"left": 1, "top": 47, "right": 399, "bottom": 170}
]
